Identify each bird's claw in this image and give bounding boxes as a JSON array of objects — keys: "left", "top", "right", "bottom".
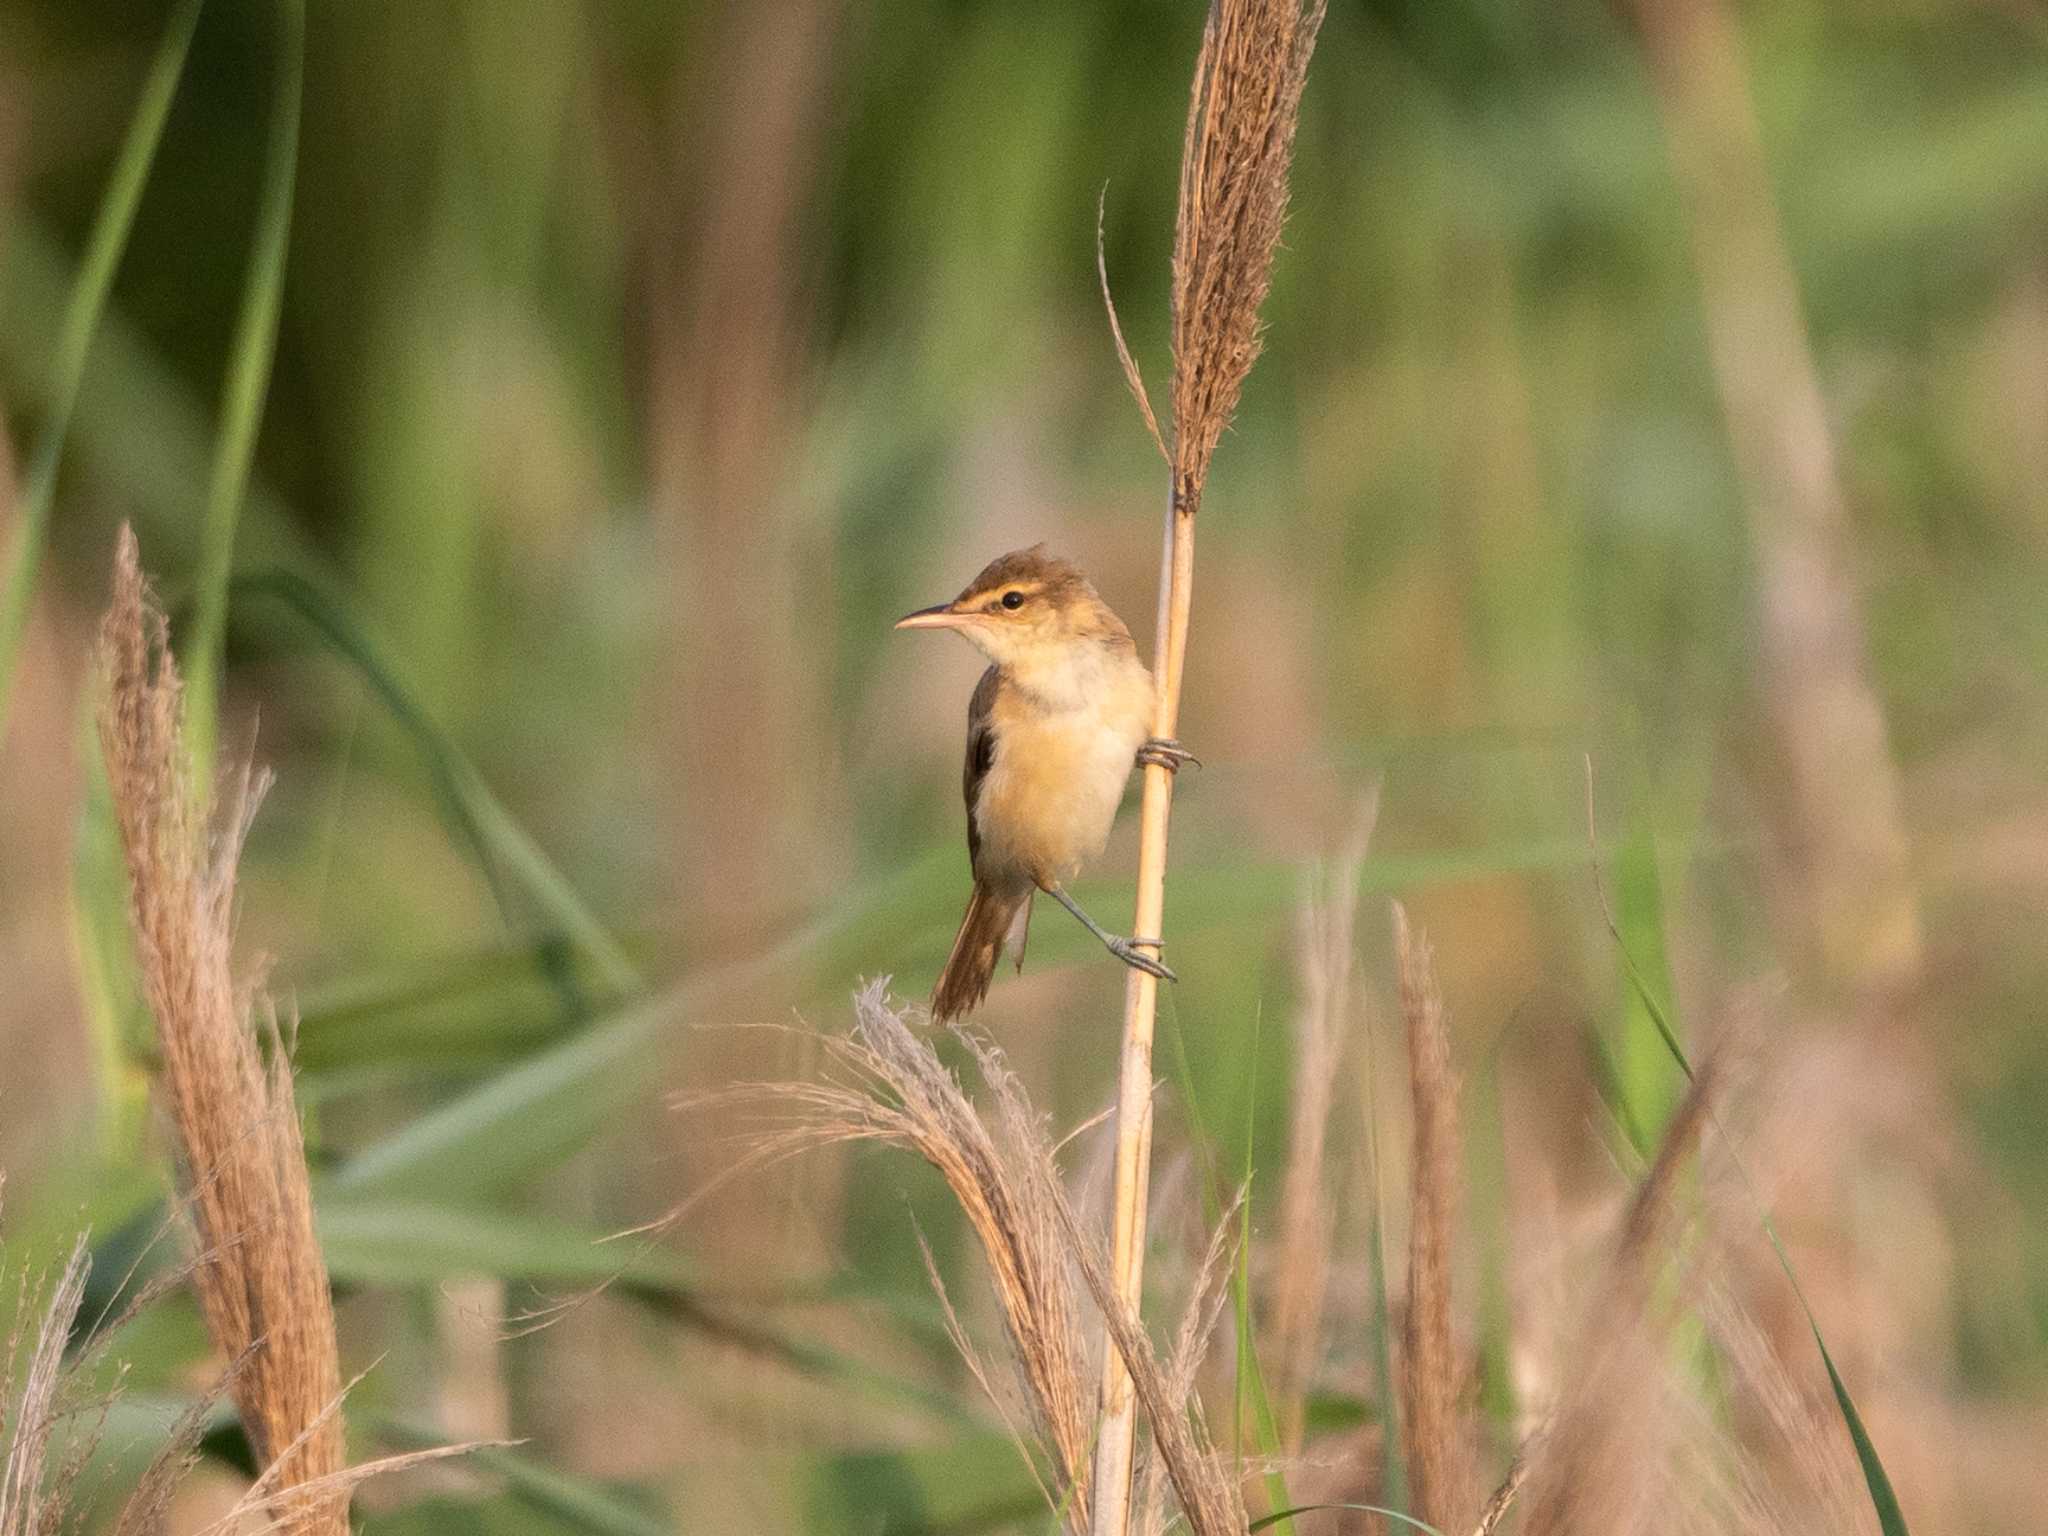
[
  {"left": 1136, "top": 737, "right": 1201, "bottom": 773},
  {"left": 1108, "top": 935, "right": 1178, "bottom": 982}
]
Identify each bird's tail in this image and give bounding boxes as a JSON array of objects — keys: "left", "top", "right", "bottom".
[{"left": 932, "top": 881, "right": 1031, "bottom": 1022}]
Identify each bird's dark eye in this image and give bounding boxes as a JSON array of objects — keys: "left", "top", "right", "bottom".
[{"left": 1001, "top": 590, "right": 1025, "bottom": 610}]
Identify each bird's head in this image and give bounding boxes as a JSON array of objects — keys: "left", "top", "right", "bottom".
[{"left": 894, "top": 545, "right": 1133, "bottom": 668}]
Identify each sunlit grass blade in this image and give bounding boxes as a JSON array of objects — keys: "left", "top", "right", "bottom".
[
  {"left": 0, "top": 0, "right": 202, "bottom": 744},
  {"left": 184, "top": 0, "right": 302, "bottom": 781},
  {"left": 234, "top": 565, "right": 641, "bottom": 993}
]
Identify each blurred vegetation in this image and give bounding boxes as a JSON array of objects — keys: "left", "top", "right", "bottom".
[{"left": 3, "top": 0, "right": 2047, "bottom": 1530}]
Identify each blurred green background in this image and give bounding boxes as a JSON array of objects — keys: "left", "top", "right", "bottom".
[{"left": 3, "top": 0, "right": 2046, "bottom": 1529}]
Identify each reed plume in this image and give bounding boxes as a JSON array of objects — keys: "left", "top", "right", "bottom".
[
  {"left": 1515, "top": 1054, "right": 1722, "bottom": 1536},
  {"left": 1096, "top": 3, "right": 1325, "bottom": 1529},
  {"left": 0, "top": 1211, "right": 244, "bottom": 1536},
  {"left": 702, "top": 983, "right": 1250, "bottom": 1536},
  {"left": 94, "top": 525, "right": 346, "bottom": 1535}
]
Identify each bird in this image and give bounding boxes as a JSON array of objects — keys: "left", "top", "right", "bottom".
[{"left": 895, "top": 545, "right": 1197, "bottom": 1021}]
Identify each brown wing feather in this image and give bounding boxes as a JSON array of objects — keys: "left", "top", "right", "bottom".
[
  {"left": 961, "top": 665, "right": 999, "bottom": 873},
  {"left": 931, "top": 666, "right": 1026, "bottom": 1020}
]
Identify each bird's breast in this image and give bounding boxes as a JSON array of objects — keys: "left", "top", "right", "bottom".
[{"left": 973, "top": 661, "right": 1152, "bottom": 886}]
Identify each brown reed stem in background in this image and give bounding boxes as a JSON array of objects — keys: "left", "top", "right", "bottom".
[
  {"left": 1271, "top": 797, "right": 1377, "bottom": 1448},
  {"left": 95, "top": 526, "right": 347, "bottom": 1535},
  {"left": 1094, "top": 5, "right": 1324, "bottom": 1530},
  {"left": 1624, "top": 0, "right": 1921, "bottom": 1008},
  {"left": 1395, "top": 903, "right": 1476, "bottom": 1530}
]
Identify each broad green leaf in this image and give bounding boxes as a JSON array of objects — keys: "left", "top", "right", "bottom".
[
  {"left": 315, "top": 1199, "right": 701, "bottom": 1295},
  {"left": 327, "top": 999, "right": 664, "bottom": 1200}
]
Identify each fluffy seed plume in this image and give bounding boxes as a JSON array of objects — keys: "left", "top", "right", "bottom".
[
  {"left": 696, "top": 984, "right": 1251, "bottom": 1536},
  {"left": 703, "top": 983, "right": 1095, "bottom": 1525},
  {"left": 1516, "top": 1055, "right": 1723, "bottom": 1536},
  {"left": 95, "top": 525, "right": 347, "bottom": 1535},
  {"left": 1166, "top": 0, "right": 1326, "bottom": 514}
]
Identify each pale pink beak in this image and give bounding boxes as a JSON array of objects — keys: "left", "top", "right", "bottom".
[{"left": 894, "top": 603, "right": 972, "bottom": 631}]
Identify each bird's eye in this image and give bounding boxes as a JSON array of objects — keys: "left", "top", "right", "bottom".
[{"left": 1001, "top": 590, "right": 1025, "bottom": 610}]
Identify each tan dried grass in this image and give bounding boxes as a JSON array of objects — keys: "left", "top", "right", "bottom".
[
  {"left": 700, "top": 983, "right": 1251, "bottom": 1536},
  {"left": 94, "top": 526, "right": 345, "bottom": 1535}
]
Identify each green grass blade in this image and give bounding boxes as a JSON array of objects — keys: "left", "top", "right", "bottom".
[
  {"left": 1595, "top": 846, "right": 1911, "bottom": 1535},
  {"left": 1233, "top": 1009, "right": 1295, "bottom": 1531},
  {"left": 185, "top": 0, "right": 302, "bottom": 781},
  {"left": 234, "top": 565, "right": 642, "bottom": 993},
  {"left": 375, "top": 1423, "right": 674, "bottom": 1536},
  {"left": 0, "top": 0, "right": 202, "bottom": 744},
  {"left": 1249, "top": 1504, "right": 1444, "bottom": 1535},
  {"left": 315, "top": 1198, "right": 703, "bottom": 1295},
  {"left": 1812, "top": 1318, "right": 1910, "bottom": 1536}
]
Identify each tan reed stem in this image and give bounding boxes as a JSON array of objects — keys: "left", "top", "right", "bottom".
[{"left": 1091, "top": 5, "right": 1325, "bottom": 1531}]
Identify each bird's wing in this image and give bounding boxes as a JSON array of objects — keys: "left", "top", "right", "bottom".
[{"left": 962, "top": 664, "right": 999, "bottom": 872}]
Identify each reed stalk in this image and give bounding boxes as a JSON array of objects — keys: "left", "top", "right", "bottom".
[{"left": 1092, "top": 5, "right": 1325, "bottom": 1531}]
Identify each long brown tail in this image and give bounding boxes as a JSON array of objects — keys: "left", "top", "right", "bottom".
[{"left": 932, "top": 881, "right": 1030, "bottom": 1022}]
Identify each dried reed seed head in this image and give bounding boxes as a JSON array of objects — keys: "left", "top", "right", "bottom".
[
  {"left": 95, "top": 526, "right": 347, "bottom": 1533},
  {"left": 693, "top": 987, "right": 1259, "bottom": 1536},
  {"left": 1517, "top": 1056, "right": 1726, "bottom": 1536},
  {"left": 718, "top": 984, "right": 1096, "bottom": 1523},
  {"left": 1168, "top": 0, "right": 1327, "bottom": 510}
]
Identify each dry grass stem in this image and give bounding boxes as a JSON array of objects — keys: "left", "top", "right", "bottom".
[
  {"left": 1394, "top": 901, "right": 1476, "bottom": 1531},
  {"left": 95, "top": 525, "right": 346, "bottom": 1535},
  {"left": 1098, "top": 4, "right": 1324, "bottom": 1530},
  {"left": 1271, "top": 797, "right": 1376, "bottom": 1446},
  {"left": 1467, "top": 1435, "right": 1537, "bottom": 1536},
  {"left": 1096, "top": 189, "right": 1167, "bottom": 466}
]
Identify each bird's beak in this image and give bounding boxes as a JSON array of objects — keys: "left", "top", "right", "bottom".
[{"left": 894, "top": 603, "right": 970, "bottom": 632}]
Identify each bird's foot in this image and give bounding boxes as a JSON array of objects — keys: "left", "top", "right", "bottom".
[
  {"left": 1107, "top": 935, "right": 1177, "bottom": 982},
  {"left": 1137, "top": 737, "right": 1201, "bottom": 773}
]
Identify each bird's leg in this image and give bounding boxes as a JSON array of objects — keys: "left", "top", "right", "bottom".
[
  {"left": 1045, "top": 883, "right": 1177, "bottom": 982},
  {"left": 1136, "top": 737, "right": 1200, "bottom": 773}
]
